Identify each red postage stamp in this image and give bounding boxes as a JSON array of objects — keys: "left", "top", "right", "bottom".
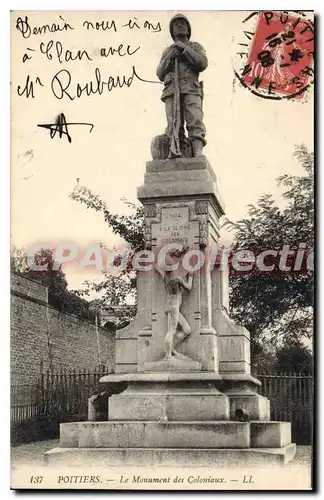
[{"left": 236, "top": 11, "right": 314, "bottom": 100}]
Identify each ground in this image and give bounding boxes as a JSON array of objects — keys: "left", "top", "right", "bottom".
[{"left": 11, "top": 439, "right": 312, "bottom": 468}]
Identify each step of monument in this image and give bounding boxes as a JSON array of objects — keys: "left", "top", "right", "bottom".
[
  {"left": 61, "top": 421, "right": 249, "bottom": 449},
  {"left": 250, "top": 422, "right": 291, "bottom": 448},
  {"left": 59, "top": 421, "right": 291, "bottom": 450},
  {"left": 44, "top": 443, "right": 297, "bottom": 467}
]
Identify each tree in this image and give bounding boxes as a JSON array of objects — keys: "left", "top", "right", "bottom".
[
  {"left": 11, "top": 246, "right": 96, "bottom": 322},
  {"left": 70, "top": 145, "right": 314, "bottom": 362},
  {"left": 224, "top": 144, "right": 314, "bottom": 359},
  {"left": 10, "top": 245, "right": 29, "bottom": 274},
  {"left": 274, "top": 340, "right": 313, "bottom": 374},
  {"left": 69, "top": 183, "right": 145, "bottom": 325}
]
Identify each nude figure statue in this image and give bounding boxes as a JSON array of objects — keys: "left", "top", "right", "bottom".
[{"left": 162, "top": 247, "right": 193, "bottom": 360}]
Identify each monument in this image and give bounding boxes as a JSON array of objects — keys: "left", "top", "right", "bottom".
[{"left": 45, "top": 14, "right": 296, "bottom": 467}]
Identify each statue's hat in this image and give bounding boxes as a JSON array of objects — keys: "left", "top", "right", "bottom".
[{"left": 169, "top": 14, "right": 191, "bottom": 40}]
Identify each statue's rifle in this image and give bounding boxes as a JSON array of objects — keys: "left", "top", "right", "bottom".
[{"left": 169, "top": 56, "right": 182, "bottom": 158}]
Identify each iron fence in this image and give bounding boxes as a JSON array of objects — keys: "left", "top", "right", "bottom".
[
  {"left": 257, "top": 372, "right": 313, "bottom": 445},
  {"left": 10, "top": 369, "right": 314, "bottom": 445}
]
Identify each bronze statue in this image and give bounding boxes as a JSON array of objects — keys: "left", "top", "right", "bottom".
[
  {"left": 156, "top": 14, "right": 208, "bottom": 158},
  {"left": 162, "top": 247, "right": 193, "bottom": 360}
]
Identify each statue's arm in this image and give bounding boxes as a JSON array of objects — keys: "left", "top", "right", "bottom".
[
  {"left": 182, "top": 42, "right": 208, "bottom": 72},
  {"left": 186, "top": 275, "right": 193, "bottom": 291},
  {"left": 156, "top": 47, "right": 173, "bottom": 81},
  {"left": 177, "top": 275, "right": 193, "bottom": 292}
]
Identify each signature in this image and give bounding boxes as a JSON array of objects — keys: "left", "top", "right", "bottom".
[{"left": 37, "top": 113, "right": 94, "bottom": 142}]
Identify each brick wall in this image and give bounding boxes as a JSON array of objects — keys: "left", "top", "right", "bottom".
[{"left": 11, "top": 274, "right": 115, "bottom": 385}]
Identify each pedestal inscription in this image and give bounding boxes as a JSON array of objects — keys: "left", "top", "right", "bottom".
[
  {"left": 151, "top": 204, "right": 198, "bottom": 251},
  {"left": 155, "top": 206, "right": 190, "bottom": 247}
]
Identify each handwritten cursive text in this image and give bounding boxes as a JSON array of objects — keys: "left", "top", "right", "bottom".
[
  {"left": 50, "top": 66, "right": 161, "bottom": 100},
  {"left": 16, "top": 15, "right": 74, "bottom": 39}
]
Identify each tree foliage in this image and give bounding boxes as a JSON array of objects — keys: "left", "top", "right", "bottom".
[
  {"left": 70, "top": 183, "right": 145, "bottom": 251},
  {"left": 274, "top": 340, "right": 313, "bottom": 374},
  {"left": 10, "top": 245, "right": 29, "bottom": 275},
  {"left": 224, "top": 144, "right": 314, "bottom": 358},
  {"left": 69, "top": 183, "right": 145, "bottom": 324}
]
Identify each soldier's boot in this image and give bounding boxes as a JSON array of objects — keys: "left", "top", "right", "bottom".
[{"left": 192, "top": 138, "right": 204, "bottom": 157}]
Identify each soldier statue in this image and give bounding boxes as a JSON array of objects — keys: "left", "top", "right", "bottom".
[{"left": 156, "top": 14, "right": 208, "bottom": 158}]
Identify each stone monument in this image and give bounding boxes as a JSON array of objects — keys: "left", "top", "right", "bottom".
[{"left": 45, "top": 14, "right": 296, "bottom": 467}]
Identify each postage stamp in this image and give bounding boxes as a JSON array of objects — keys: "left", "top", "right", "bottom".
[{"left": 233, "top": 11, "right": 315, "bottom": 100}]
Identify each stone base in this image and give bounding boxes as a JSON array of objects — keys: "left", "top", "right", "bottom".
[
  {"left": 137, "top": 156, "right": 225, "bottom": 213},
  {"left": 100, "top": 372, "right": 265, "bottom": 422},
  {"left": 143, "top": 356, "right": 202, "bottom": 373},
  {"left": 59, "top": 420, "right": 292, "bottom": 450},
  {"left": 219, "top": 377, "right": 270, "bottom": 420},
  {"left": 44, "top": 443, "right": 296, "bottom": 468},
  {"left": 251, "top": 422, "right": 291, "bottom": 448},
  {"left": 108, "top": 381, "right": 230, "bottom": 421},
  {"left": 60, "top": 421, "right": 250, "bottom": 449},
  {"left": 227, "top": 394, "right": 271, "bottom": 421},
  {"left": 99, "top": 372, "right": 261, "bottom": 384}
]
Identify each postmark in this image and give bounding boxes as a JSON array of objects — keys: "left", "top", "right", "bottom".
[{"left": 233, "top": 11, "right": 314, "bottom": 100}]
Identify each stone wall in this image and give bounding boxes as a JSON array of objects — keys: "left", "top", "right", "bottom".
[{"left": 11, "top": 274, "right": 115, "bottom": 385}]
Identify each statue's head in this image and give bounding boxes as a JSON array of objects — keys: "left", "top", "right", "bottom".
[
  {"left": 169, "top": 245, "right": 189, "bottom": 259},
  {"left": 169, "top": 14, "right": 191, "bottom": 40}
]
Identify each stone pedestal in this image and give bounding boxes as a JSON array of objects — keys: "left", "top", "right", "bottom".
[
  {"left": 46, "top": 155, "right": 296, "bottom": 467},
  {"left": 116, "top": 157, "right": 224, "bottom": 375},
  {"left": 106, "top": 374, "right": 230, "bottom": 421}
]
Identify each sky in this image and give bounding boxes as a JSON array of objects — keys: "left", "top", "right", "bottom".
[{"left": 10, "top": 10, "right": 314, "bottom": 290}]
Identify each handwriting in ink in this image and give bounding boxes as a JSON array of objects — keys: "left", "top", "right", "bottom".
[
  {"left": 143, "top": 20, "right": 162, "bottom": 32},
  {"left": 122, "top": 17, "right": 161, "bottom": 32},
  {"left": 82, "top": 18, "right": 161, "bottom": 32},
  {"left": 122, "top": 17, "right": 141, "bottom": 30},
  {"left": 37, "top": 113, "right": 94, "bottom": 142},
  {"left": 22, "top": 48, "right": 36, "bottom": 63},
  {"left": 17, "top": 75, "right": 44, "bottom": 98},
  {"left": 40, "top": 41, "right": 92, "bottom": 63},
  {"left": 16, "top": 15, "right": 73, "bottom": 39},
  {"left": 82, "top": 20, "right": 117, "bottom": 32},
  {"left": 39, "top": 40, "right": 139, "bottom": 62},
  {"left": 51, "top": 66, "right": 161, "bottom": 100},
  {"left": 100, "top": 44, "right": 140, "bottom": 57}
]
